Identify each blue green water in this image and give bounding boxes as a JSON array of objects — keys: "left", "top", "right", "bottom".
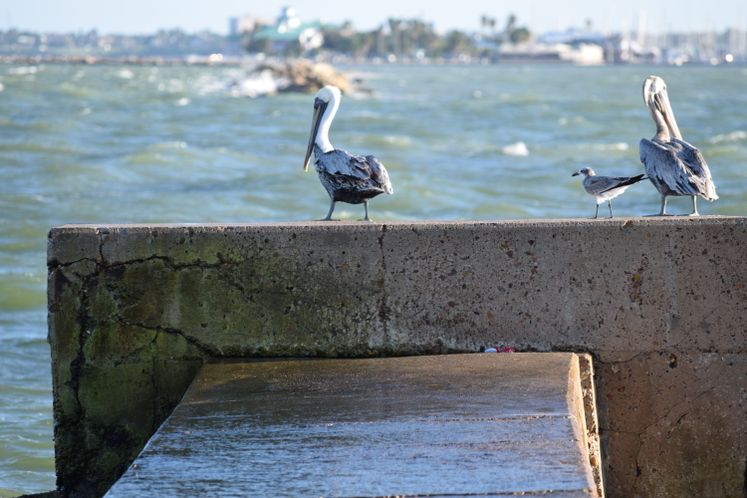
[{"left": 1, "top": 62, "right": 746, "bottom": 495}]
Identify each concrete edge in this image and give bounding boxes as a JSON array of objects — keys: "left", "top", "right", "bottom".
[
  {"left": 567, "top": 354, "right": 603, "bottom": 497},
  {"left": 48, "top": 216, "right": 745, "bottom": 231},
  {"left": 577, "top": 354, "right": 605, "bottom": 497}
]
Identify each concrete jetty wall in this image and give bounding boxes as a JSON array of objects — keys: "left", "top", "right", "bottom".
[{"left": 47, "top": 218, "right": 746, "bottom": 497}]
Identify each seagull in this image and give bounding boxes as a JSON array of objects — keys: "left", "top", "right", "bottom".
[
  {"left": 639, "top": 75, "right": 718, "bottom": 216},
  {"left": 572, "top": 167, "right": 646, "bottom": 219},
  {"left": 303, "top": 85, "right": 393, "bottom": 221}
]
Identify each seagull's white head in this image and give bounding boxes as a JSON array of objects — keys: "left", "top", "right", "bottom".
[{"left": 572, "top": 167, "right": 596, "bottom": 177}]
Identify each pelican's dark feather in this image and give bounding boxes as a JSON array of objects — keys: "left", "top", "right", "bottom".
[{"left": 314, "top": 145, "right": 393, "bottom": 204}]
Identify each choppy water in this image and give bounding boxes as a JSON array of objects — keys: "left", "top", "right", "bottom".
[{"left": 0, "top": 61, "right": 746, "bottom": 495}]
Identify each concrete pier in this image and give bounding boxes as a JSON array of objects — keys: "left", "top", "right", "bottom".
[
  {"left": 47, "top": 218, "right": 747, "bottom": 497},
  {"left": 106, "top": 354, "right": 598, "bottom": 497}
]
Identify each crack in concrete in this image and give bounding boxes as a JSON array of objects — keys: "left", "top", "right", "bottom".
[
  {"left": 110, "top": 328, "right": 161, "bottom": 367},
  {"left": 96, "top": 228, "right": 107, "bottom": 268},
  {"left": 53, "top": 269, "right": 95, "bottom": 493},
  {"left": 640, "top": 387, "right": 716, "bottom": 436},
  {"left": 49, "top": 256, "right": 98, "bottom": 270},
  {"left": 377, "top": 224, "right": 390, "bottom": 346},
  {"left": 103, "top": 254, "right": 237, "bottom": 271},
  {"left": 114, "top": 317, "right": 220, "bottom": 357},
  {"left": 611, "top": 385, "right": 718, "bottom": 490},
  {"left": 48, "top": 254, "right": 239, "bottom": 275},
  {"left": 150, "top": 346, "right": 160, "bottom": 433}
]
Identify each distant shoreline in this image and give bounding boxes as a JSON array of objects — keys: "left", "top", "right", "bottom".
[{"left": 1, "top": 53, "right": 744, "bottom": 67}]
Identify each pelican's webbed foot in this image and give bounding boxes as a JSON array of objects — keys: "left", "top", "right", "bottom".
[
  {"left": 688, "top": 195, "right": 700, "bottom": 216},
  {"left": 318, "top": 199, "right": 337, "bottom": 221},
  {"left": 360, "top": 200, "right": 373, "bottom": 222},
  {"left": 647, "top": 195, "right": 674, "bottom": 216}
]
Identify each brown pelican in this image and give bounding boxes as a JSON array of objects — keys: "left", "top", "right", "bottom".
[
  {"left": 573, "top": 167, "right": 646, "bottom": 218},
  {"left": 640, "top": 75, "right": 718, "bottom": 216},
  {"left": 303, "top": 86, "right": 393, "bottom": 221}
]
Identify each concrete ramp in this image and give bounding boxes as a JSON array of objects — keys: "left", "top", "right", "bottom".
[{"left": 106, "top": 353, "right": 601, "bottom": 497}]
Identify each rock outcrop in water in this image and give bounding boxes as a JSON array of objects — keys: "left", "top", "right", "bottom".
[{"left": 230, "top": 59, "right": 353, "bottom": 98}]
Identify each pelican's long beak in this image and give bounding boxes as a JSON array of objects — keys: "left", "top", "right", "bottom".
[
  {"left": 303, "top": 99, "right": 327, "bottom": 171},
  {"left": 656, "top": 88, "right": 682, "bottom": 140},
  {"left": 644, "top": 76, "right": 682, "bottom": 141}
]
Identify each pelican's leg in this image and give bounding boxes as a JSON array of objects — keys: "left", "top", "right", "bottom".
[
  {"left": 658, "top": 195, "right": 668, "bottom": 216},
  {"left": 592, "top": 204, "right": 599, "bottom": 219},
  {"left": 322, "top": 199, "right": 336, "bottom": 221},
  {"left": 362, "top": 200, "right": 372, "bottom": 222},
  {"left": 607, "top": 200, "right": 613, "bottom": 218},
  {"left": 689, "top": 195, "right": 700, "bottom": 216}
]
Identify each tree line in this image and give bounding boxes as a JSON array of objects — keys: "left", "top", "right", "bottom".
[
  {"left": 246, "top": 14, "right": 532, "bottom": 58},
  {"left": 321, "top": 15, "right": 530, "bottom": 58}
]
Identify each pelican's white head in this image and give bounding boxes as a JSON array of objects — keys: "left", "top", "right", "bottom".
[
  {"left": 303, "top": 86, "right": 342, "bottom": 171},
  {"left": 315, "top": 85, "right": 341, "bottom": 106},
  {"left": 642, "top": 75, "right": 666, "bottom": 105},
  {"left": 643, "top": 75, "right": 681, "bottom": 141}
]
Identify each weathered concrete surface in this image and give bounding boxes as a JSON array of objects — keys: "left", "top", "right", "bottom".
[
  {"left": 47, "top": 218, "right": 747, "bottom": 497},
  {"left": 107, "top": 354, "right": 597, "bottom": 497}
]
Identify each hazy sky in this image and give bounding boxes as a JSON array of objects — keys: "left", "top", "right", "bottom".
[{"left": 3, "top": 0, "right": 746, "bottom": 34}]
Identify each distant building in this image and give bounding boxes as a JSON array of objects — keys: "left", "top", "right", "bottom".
[
  {"left": 247, "top": 6, "right": 323, "bottom": 55},
  {"left": 539, "top": 27, "right": 607, "bottom": 46},
  {"left": 228, "top": 17, "right": 239, "bottom": 37},
  {"left": 499, "top": 42, "right": 605, "bottom": 65}
]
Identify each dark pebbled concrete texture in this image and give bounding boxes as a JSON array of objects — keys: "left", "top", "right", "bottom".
[{"left": 47, "top": 218, "right": 746, "bottom": 497}]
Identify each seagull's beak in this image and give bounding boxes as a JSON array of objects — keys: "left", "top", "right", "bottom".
[
  {"left": 303, "top": 99, "right": 327, "bottom": 171},
  {"left": 572, "top": 171, "right": 580, "bottom": 177}
]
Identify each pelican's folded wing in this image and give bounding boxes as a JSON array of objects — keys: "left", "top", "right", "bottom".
[
  {"left": 640, "top": 138, "right": 700, "bottom": 196},
  {"left": 672, "top": 138, "right": 711, "bottom": 179},
  {"left": 317, "top": 149, "right": 373, "bottom": 180},
  {"left": 365, "top": 155, "right": 393, "bottom": 194}
]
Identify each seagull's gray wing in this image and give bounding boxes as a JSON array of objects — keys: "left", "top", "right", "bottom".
[
  {"left": 583, "top": 175, "right": 621, "bottom": 195},
  {"left": 583, "top": 174, "right": 643, "bottom": 196}
]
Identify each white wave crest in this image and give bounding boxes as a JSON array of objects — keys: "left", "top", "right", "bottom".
[
  {"left": 8, "top": 65, "right": 38, "bottom": 75},
  {"left": 708, "top": 130, "right": 747, "bottom": 144},
  {"left": 502, "top": 142, "right": 529, "bottom": 156},
  {"left": 117, "top": 69, "right": 134, "bottom": 80},
  {"left": 587, "top": 142, "right": 629, "bottom": 151}
]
